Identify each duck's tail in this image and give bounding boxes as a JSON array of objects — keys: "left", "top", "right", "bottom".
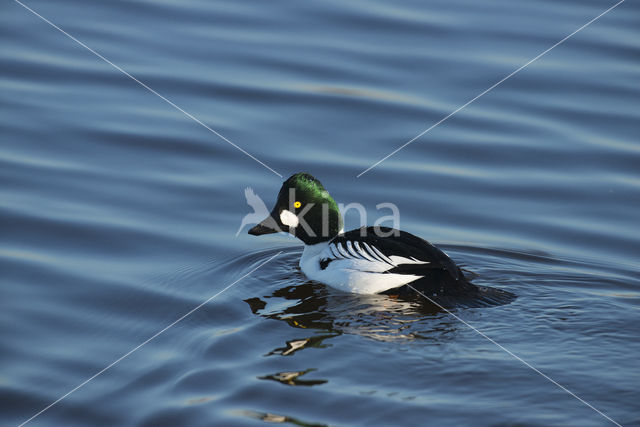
[{"left": 381, "top": 272, "right": 517, "bottom": 308}]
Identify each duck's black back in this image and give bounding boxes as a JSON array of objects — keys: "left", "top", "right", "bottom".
[{"left": 334, "top": 227, "right": 516, "bottom": 307}]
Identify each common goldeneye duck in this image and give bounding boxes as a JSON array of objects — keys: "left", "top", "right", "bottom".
[{"left": 249, "top": 173, "right": 515, "bottom": 305}]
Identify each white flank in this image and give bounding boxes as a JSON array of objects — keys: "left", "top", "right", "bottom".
[
  {"left": 299, "top": 241, "right": 427, "bottom": 294},
  {"left": 388, "top": 255, "right": 429, "bottom": 265}
]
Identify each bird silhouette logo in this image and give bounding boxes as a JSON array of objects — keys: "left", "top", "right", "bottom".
[{"left": 236, "top": 187, "right": 271, "bottom": 236}]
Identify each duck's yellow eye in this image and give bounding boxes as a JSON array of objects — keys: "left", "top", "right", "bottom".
[{"left": 294, "top": 201, "right": 302, "bottom": 208}]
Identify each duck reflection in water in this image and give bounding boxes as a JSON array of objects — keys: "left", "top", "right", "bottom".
[{"left": 244, "top": 280, "right": 460, "bottom": 349}]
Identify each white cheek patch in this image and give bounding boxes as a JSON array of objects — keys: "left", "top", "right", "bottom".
[{"left": 279, "top": 209, "right": 299, "bottom": 228}]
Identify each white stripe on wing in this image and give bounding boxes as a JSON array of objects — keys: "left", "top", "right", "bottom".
[{"left": 353, "top": 241, "right": 376, "bottom": 262}]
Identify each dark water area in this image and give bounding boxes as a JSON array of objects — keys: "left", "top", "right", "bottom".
[{"left": 2, "top": 0, "right": 639, "bottom": 425}]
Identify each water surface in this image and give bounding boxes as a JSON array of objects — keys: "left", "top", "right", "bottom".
[{"left": 1, "top": 0, "right": 639, "bottom": 425}]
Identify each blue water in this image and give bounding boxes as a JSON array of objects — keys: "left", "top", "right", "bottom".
[{"left": 2, "top": 0, "right": 639, "bottom": 425}]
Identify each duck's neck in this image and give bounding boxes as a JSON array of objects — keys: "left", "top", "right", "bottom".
[
  {"left": 292, "top": 218, "right": 342, "bottom": 245},
  {"left": 297, "top": 233, "right": 338, "bottom": 245},
  {"left": 299, "top": 240, "right": 330, "bottom": 269}
]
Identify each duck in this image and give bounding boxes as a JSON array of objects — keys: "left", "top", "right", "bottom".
[{"left": 249, "top": 172, "right": 514, "bottom": 306}]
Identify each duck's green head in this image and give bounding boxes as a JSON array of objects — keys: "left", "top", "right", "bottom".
[{"left": 248, "top": 172, "right": 343, "bottom": 245}]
